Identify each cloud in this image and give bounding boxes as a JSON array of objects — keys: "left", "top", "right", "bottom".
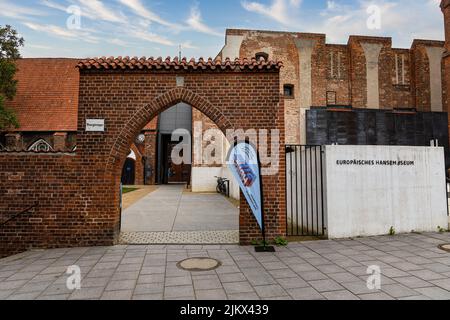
[
  {"left": 242, "top": 0, "right": 295, "bottom": 25},
  {"left": 187, "top": 3, "right": 222, "bottom": 37},
  {"left": 40, "top": 0, "right": 68, "bottom": 12},
  {"left": 76, "top": 0, "right": 127, "bottom": 23},
  {"left": 290, "top": 0, "right": 302, "bottom": 8},
  {"left": 181, "top": 41, "right": 198, "bottom": 50},
  {"left": 107, "top": 38, "right": 128, "bottom": 47},
  {"left": 0, "top": 0, "right": 47, "bottom": 19},
  {"left": 23, "top": 22, "right": 99, "bottom": 43},
  {"left": 128, "top": 28, "right": 175, "bottom": 46},
  {"left": 315, "top": 0, "right": 444, "bottom": 46},
  {"left": 241, "top": 0, "right": 444, "bottom": 47},
  {"left": 117, "top": 0, "right": 180, "bottom": 29},
  {"left": 39, "top": 0, "right": 177, "bottom": 47}
]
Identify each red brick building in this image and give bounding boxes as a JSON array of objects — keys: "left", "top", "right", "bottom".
[
  {"left": 3, "top": 15, "right": 449, "bottom": 189},
  {"left": 218, "top": 30, "right": 448, "bottom": 146},
  {"left": 442, "top": 0, "right": 450, "bottom": 123},
  {"left": 0, "top": 59, "right": 159, "bottom": 186}
]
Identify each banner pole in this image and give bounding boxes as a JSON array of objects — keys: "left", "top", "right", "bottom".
[{"left": 255, "top": 146, "right": 275, "bottom": 253}]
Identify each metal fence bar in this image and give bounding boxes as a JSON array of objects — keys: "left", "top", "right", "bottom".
[
  {"left": 320, "top": 146, "right": 325, "bottom": 235},
  {"left": 286, "top": 145, "right": 326, "bottom": 237},
  {"left": 299, "top": 146, "right": 304, "bottom": 236},
  {"left": 447, "top": 179, "right": 450, "bottom": 217}
]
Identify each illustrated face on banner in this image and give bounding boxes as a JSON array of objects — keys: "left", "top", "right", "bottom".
[{"left": 227, "top": 142, "right": 263, "bottom": 230}]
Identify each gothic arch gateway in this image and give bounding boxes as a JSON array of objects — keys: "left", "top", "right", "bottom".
[{"left": 76, "top": 57, "right": 286, "bottom": 245}]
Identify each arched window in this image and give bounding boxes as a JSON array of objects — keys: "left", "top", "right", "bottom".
[
  {"left": 127, "top": 149, "right": 137, "bottom": 160},
  {"left": 28, "top": 139, "right": 53, "bottom": 152},
  {"left": 255, "top": 52, "right": 269, "bottom": 62}
]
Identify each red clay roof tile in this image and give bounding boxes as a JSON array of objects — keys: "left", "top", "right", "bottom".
[
  {"left": 6, "top": 58, "right": 80, "bottom": 132},
  {"left": 77, "top": 56, "right": 283, "bottom": 71}
]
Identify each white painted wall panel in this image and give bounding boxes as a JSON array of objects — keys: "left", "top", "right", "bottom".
[
  {"left": 324, "top": 145, "right": 447, "bottom": 238},
  {"left": 191, "top": 167, "right": 240, "bottom": 200}
]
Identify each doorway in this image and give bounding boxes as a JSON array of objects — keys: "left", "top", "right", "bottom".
[
  {"left": 156, "top": 103, "right": 193, "bottom": 185},
  {"left": 159, "top": 134, "right": 192, "bottom": 185},
  {"left": 121, "top": 158, "right": 136, "bottom": 186}
]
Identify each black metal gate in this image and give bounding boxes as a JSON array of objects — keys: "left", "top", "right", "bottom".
[{"left": 286, "top": 145, "right": 326, "bottom": 237}]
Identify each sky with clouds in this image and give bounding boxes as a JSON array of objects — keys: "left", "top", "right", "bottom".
[{"left": 0, "top": 0, "right": 445, "bottom": 58}]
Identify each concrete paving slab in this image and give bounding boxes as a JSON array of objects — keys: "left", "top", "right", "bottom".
[
  {"left": 121, "top": 185, "right": 238, "bottom": 233},
  {"left": 1, "top": 232, "right": 450, "bottom": 301}
]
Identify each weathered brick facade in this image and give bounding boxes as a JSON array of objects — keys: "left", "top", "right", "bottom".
[
  {"left": 143, "top": 131, "right": 158, "bottom": 185},
  {"left": 0, "top": 59, "right": 286, "bottom": 257},
  {"left": 219, "top": 29, "right": 447, "bottom": 145},
  {"left": 442, "top": 0, "right": 450, "bottom": 132}
]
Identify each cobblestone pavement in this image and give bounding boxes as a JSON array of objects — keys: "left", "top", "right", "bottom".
[
  {"left": 1, "top": 232, "right": 450, "bottom": 300},
  {"left": 120, "top": 230, "right": 239, "bottom": 245}
]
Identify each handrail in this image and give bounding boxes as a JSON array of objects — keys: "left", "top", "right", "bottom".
[{"left": 0, "top": 203, "right": 38, "bottom": 228}]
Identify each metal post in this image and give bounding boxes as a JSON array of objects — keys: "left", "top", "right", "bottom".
[{"left": 255, "top": 145, "right": 275, "bottom": 253}]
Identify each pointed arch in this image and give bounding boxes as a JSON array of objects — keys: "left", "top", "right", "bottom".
[
  {"left": 107, "top": 87, "right": 234, "bottom": 173},
  {"left": 28, "top": 139, "right": 53, "bottom": 152}
]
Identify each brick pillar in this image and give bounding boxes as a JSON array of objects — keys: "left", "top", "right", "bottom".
[
  {"left": 53, "top": 132, "right": 67, "bottom": 151},
  {"left": 5, "top": 133, "right": 22, "bottom": 151},
  {"left": 441, "top": 1, "right": 450, "bottom": 146},
  {"left": 130, "top": 144, "right": 144, "bottom": 186},
  {"left": 144, "top": 131, "right": 158, "bottom": 185}
]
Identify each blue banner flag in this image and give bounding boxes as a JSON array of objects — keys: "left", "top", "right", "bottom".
[{"left": 227, "top": 142, "right": 263, "bottom": 230}]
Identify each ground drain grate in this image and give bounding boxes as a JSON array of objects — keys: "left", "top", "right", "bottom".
[
  {"left": 177, "top": 257, "right": 222, "bottom": 272},
  {"left": 438, "top": 244, "right": 450, "bottom": 253}
]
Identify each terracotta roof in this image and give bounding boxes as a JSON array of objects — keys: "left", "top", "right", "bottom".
[
  {"left": 6, "top": 58, "right": 79, "bottom": 132},
  {"left": 143, "top": 117, "right": 158, "bottom": 131},
  {"left": 77, "top": 56, "right": 283, "bottom": 71}
]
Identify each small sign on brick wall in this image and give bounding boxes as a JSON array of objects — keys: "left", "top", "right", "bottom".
[{"left": 86, "top": 119, "right": 105, "bottom": 132}]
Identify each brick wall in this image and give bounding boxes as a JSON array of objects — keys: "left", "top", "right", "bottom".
[
  {"left": 192, "top": 108, "right": 226, "bottom": 168},
  {"left": 221, "top": 29, "right": 446, "bottom": 144},
  {"left": 143, "top": 131, "right": 158, "bottom": 185},
  {"left": 77, "top": 70, "right": 286, "bottom": 246},
  {"left": 0, "top": 153, "right": 117, "bottom": 258},
  {"left": 326, "top": 44, "right": 351, "bottom": 106},
  {"left": 130, "top": 143, "right": 144, "bottom": 185},
  {"left": 0, "top": 67, "right": 286, "bottom": 257},
  {"left": 442, "top": 0, "right": 450, "bottom": 143}
]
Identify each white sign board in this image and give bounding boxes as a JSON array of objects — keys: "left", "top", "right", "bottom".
[
  {"left": 86, "top": 119, "right": 105, "bottom": 132},
  {"left": 324, "top": 145, "right": 448, "bottom": 239}
]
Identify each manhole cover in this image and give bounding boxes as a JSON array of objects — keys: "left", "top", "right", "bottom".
[
  {"left": 439, "top": 244, "right": 450, "bottom": 253},
  {"left": 177, "top": 258, "right": 221, "bottom": 272}
]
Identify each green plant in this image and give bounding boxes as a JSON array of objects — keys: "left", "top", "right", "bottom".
[
  {"left": 273, "top": 236, "right": 288, "bottom": 247},
  {"left": 122, "top": 187, "right": 139, "bottom": 194},
  {"left": 389, "top": 226, "right": 396, "bottom": 236},
  {"left": 0, "top": 25, "right": 24, "bottom": 131},
  {"left": 438, "top": 226, "right": 448, "bottom": 233},
  {"left": 251, "top": 239, "right": 270, "bottom": 247}
]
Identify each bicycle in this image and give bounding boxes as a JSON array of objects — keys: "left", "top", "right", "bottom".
[{"left": 215, "top": 176, "right": 230, "bottom": 197}]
